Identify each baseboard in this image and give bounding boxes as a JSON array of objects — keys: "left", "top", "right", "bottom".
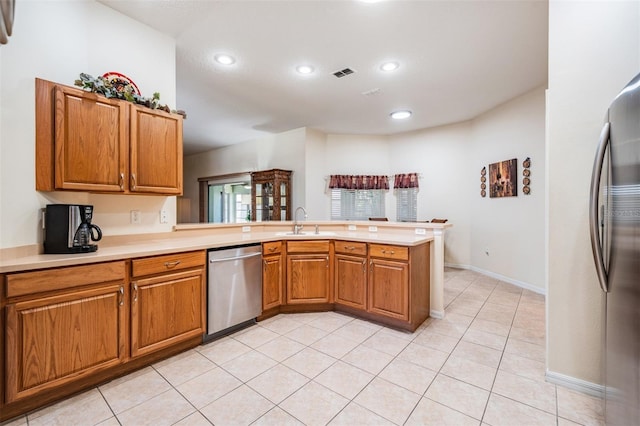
[
  {"left": 445, "top": 263, "right": 546, "bottom": 296},
  {"left": 546, "top": 370, "right": 605, "bottom": 399},
  {"left": 430, "top": 309, "right": 444, "bottom": 319}
]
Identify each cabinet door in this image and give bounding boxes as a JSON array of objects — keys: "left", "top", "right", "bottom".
[
  {"left": 129, "top": 105, "right": 183, "bottom": 195},
  {"left": 263, "top": 254, "right": 283, "bottom": 310},
  {"left": 287, "top": 254, "right": 330, "bottom": 304},
  {"left": 5, "top": 283, "right": 126, "bottom": 402},
  {"left": 368, "top": 259, "right": 409, "bottom": 321},
  {"left": 131, "top": 269, "right": 204, "bottom": 357},
  {"left": 54, "top": 85, "right": 128, "bottom": 192},
  {"left": 335, "top": 254, "right": 367, "bottom": 310}
]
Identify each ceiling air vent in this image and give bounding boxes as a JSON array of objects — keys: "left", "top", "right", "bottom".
[{"left": 333, "top": 68, "right": 355, "bottom": 78}]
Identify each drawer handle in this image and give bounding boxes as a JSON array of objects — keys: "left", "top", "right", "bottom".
[
  {"left": 132, "top": 283, "right": 138, "bottom": 303},
  {"left": 268, "top": 247, "right": 277, "bottom": 252},
  {"left": 119, "top": 286, "right": 124, "bottom": 306},
  {"left": 164, "top": 260, "right": 181, "bottom": 268},
  {"left": 381, "top": 249, "right": 395, "bottom": 255}
]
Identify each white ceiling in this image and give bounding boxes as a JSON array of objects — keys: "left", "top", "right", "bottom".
[{"left": 98, "top": 0, "right": 548, "bottom": 155}]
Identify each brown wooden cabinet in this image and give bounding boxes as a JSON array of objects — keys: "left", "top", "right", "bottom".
[
  {"left": 286, "top": 240, "right": 331, "bottom": 304},
  {"left": 130, "top": 251, "right": 205, "bottom": 358},
  {"left": 250, "top": 169, "right": 291, "bottom": 221},
  {"left": 262, "top": 241, "right": 284, "bottom": 310},
  {"left": 334, "top": 241, "right": 368, "bottom": 310},
  {"left": 36, "top": 78, "right": 183, "bottom": 195},
  {"left": 368, "top": 258, "right": 410, "bottom": 321},
  {"left": 4, "top": 262, "right": 127, "bottom": 403},
  {"left": 129, "top": 104, "right": 183, "bottom": 194}
]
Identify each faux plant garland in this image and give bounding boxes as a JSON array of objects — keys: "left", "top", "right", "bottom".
[{"left": 74, "top": 73, "right": 186, "bottom": 118}]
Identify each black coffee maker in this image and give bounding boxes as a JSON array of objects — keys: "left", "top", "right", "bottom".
[{"left": 44, "top": 204, "right": 103, "bottom": 254}]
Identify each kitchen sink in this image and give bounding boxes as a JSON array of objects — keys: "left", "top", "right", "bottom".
[{"left": 275, "top": 231, "right": 336, "bottom": 237}]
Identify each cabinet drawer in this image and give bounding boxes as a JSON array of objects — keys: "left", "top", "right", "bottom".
[
  {"left": 6, "top": 261, "right": 126, "bottom": 298},
  {"left": 334, "top": 240, "right": 367, "bottom": 256},
  {"left": 369, "top": 244, "right": 409, "bottom": 261},
  {"left": 132, "top": 250, "right": 205, "bottom": 278},
  {"left": 263, "top": 241, "right": 282, "bottom": 255},
  {"left": 287, "top": 240, "right": 330, "bottom": 253}
]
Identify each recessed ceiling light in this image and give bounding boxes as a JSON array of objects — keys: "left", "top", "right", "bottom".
[
  {"left": 390, "top": 110, "right": 412, "bottom": 120},
  {"left": 380, "top": 61, "right": 399, "bottom": 72},
  {"left": 214, "top": 54, "right": 236, "bottom": 65},
  {"left": 296, "top": 65, "right": 314, "bottom": 75}
]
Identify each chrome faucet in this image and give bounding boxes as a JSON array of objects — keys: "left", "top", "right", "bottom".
[{"left": 293, "top": 206, "right": 308, "bottom": 235}]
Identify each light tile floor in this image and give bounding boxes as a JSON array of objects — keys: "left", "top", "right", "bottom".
[{"left": 4, "top": 268, "right": 604, "bottom": 426}]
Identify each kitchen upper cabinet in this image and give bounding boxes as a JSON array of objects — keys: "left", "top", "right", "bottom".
[
  {"left": 3, "top": 262, "right": 126, "bottom": 403},
  {"left": 35, "top": 78, "right": 183, "bottom": 195},
  {"left": 262, "top": 241, "right": 284, "bottom": 311},
  {"left": 130, "top": 251, "right": 205, "bottom": 358},
  {"left": 286, "top": 240, "right": 332, "bottom": 304},
  {"left": 334, "top": 241, "right": 368, "bottom": 311},
  {"left": 129, "top": 104, "right": 183, "bottom": 194}
]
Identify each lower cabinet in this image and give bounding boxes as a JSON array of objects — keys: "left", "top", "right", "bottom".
[
  {"left": 4, "top": 262, "right": 127, "bottom": 403},
  {"left": 130, "top": 251, "right": 206, "bottom": 358},
  {"left": 286, "top": 240, "right": 331, "bottom": 304},
  {"left": 368, "top": 258, "right": 409, "bottom": 321},
  {"left": 262, "top": 241, "right": 284, "bottom": 310},
  {"left": 334, "top": 241, "right": 368, "bottom": 310}
]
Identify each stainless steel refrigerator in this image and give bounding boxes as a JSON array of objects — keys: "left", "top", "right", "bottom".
[{"left": 590, "top": 72, "right": 640, "bottom": 426}]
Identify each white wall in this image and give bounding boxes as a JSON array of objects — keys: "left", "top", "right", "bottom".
[
  {"left": 470, "top": 88, "right": 546, "bottom": 290},
  {"left": 388, "top": 122, "right": 473, "bottom": 268},
  {"left": 547, "top": 1, "right": 640, "bottom": 386},
  {"left": 186, "top": 88, "right": 546, "bottom": 291},
  {"left": 182, "top": 127, "right": 307, "bottom": 223},
  {"left": 0, "top": 1, "right": 177, "bottom": 249}
]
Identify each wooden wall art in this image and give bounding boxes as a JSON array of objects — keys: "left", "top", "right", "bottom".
[
  {"left": 489, "top": 158, "right": 517, "bottom": 198},
  {"left": 480, "top": 167, "right": 487, "bottom": 197},
  {"left": 522, "top": 157, "right": 531, "bottom": 194}
]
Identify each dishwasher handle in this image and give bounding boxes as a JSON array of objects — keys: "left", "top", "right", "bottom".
[{"left": 209, "top": 251, "right": 262, "bottom": 263}]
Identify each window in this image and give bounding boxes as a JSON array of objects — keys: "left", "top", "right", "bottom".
[
  {"left": 331, "top": 188, "right": 385, "bottom": 220},
  {"left": 396, "top": 187, "right": 418, "bottom": 222},
  {"left": 394, "top": 172, "right": 419, "bottom": 222}
]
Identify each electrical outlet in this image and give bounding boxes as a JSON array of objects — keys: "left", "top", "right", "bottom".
[
  {"left": 130, "top": 210, "right": 141, "bottom": 224},
  {"left": 368, "top": 225, "right": 378, "bottom": 232},
  {"left": 348, "top": 224, "right": 357, "bottom": 231},
  {"left": 415, "top": 228, "right": 426, "bottom": 235},
  {"left": 159, "top": 210, "right": 168, "bottom": 224},
  {"left": 485, "top": 247, "right": 490, "bottom": 256},
  {"left": 242, "top": 226, "right": 251, "bottom": 232}
]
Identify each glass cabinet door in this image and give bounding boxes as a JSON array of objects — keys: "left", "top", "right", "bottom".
[{"left": 250, "top": 169, "right": 291, "bottom": 222}]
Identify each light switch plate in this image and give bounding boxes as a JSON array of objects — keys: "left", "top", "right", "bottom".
[{"left": 368, "top": 225, "right": 378, "bottom": 232}]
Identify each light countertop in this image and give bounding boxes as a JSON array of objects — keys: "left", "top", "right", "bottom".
[{"left": 0, "top": 221, "right": 449, "bottom": 273}]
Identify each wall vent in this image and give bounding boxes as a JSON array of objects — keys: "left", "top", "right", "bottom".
[{"left": 333, "top": 68, "right": 355, "bottom": 78}]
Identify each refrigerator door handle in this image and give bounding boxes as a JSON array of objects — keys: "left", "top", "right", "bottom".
[{"left": 589, "top": 121, "right": 610, "bottom": 293}]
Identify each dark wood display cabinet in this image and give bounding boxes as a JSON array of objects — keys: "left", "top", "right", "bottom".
[{"left": 250, "top": 169, "right": 291, "bottom": 221}]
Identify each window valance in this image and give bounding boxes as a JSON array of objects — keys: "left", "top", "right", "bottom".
[
  {"left": 394, "top": 173, "right": 419, "bottom": 189},
  {"left": 328, "top": 175, "right": 390, "bottom": 190}
]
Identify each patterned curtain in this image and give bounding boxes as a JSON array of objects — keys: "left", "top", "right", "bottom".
[
  {"left": 328, "top": 175, "right": 390, "bottom": 190},
  {"left": 394, "top": 173, "right": 419, "bottom": 189}
]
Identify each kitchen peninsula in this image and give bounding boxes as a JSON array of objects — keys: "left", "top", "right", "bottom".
[{"left": 0, "top": 220, "right": 450, "bottom": 421}]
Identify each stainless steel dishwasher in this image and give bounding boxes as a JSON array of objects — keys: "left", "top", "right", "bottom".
[{"left": 205, "top": 243, "right": 262, "bottom": 342}]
